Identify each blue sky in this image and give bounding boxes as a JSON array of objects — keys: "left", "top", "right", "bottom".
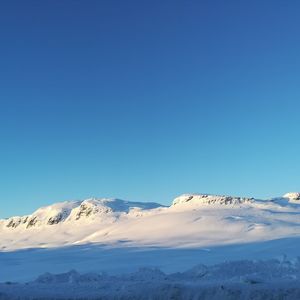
[{"left": 1, "top": 0, "right": 300, "bottom": 218}]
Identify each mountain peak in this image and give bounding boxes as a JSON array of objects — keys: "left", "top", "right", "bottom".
[
  {"left": 172, "top": 194, "right": 254, "bottom": 206},
  {"left": 2, "top": 198, "right": 163, "bottom": 230},
  {"left": 283, "top": 192, "right": 300, "bottom": 201}
]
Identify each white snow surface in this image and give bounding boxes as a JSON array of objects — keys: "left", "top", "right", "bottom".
[
  {"left": 2, "top": 192, "right": 300, "bottom": 288},
  {"left": 3, "top": 259, "right": 300, "bottom": 299},
  {"left": 283, "top": 192, "right": 300, "bottom": 201}
]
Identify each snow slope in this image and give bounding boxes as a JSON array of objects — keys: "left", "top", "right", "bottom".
[
  {"left": 1, "top": 192, "right": 300, "bottom": 284},
  {"left": 1, "top": 193, "right": 300, "bottom": 251}
]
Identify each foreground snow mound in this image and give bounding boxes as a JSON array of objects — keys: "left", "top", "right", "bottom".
[
  {"left": 35, "top": 270, "right": 106, "bottom": 284},
  {"left": 2, "top": 259, "right": 300, "bottom": 300},
  {"left": 32, "top": 258, "right": 300, "bottom": 284}
]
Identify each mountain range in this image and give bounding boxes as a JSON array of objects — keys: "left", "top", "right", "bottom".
[{"left": 1, "top": 192, "right": 300, "bottom": 252}]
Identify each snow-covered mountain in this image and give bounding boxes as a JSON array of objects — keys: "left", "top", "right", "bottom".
[
  {"left": 171, "top": 193, "right": 254, "bottom": 206},
  {"left": 1, "top": 192, "right": 300, "bottom": 252},
  {"left": 1, "top": 198, "right": 162, "bottom": 229},
  {"left": 2, "top": 192, "right": 300, "bottom": 285}
]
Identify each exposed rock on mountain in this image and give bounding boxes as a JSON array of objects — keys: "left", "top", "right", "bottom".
[
  {"left": 1, "top": 198, "right": 163, "bottom": 230},
  {"left": 283, "top": 192, "right": 300, "bottom": 201},
  {"left": 172, "top": 194, "right": 254, "bottom": 206}
]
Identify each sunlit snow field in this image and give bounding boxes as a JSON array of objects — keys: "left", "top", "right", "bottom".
[{"left": 2, "top": 193, "right": 300, "bottom": 299}]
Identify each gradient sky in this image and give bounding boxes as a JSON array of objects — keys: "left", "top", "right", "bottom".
[{"left": 1, "top": 0, "right": 300, "bottom": 218}]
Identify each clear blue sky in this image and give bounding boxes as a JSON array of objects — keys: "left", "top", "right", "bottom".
[{"left": 1, "top": 0, "right": 299, "bottom": 218}]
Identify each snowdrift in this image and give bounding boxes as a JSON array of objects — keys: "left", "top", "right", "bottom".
[{"left": 2, "top": 259, "right": 300, "bottom": 299}]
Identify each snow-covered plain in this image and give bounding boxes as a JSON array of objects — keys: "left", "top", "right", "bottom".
[{"left": 1, "top": 192, "right": 300, "bottom": 299}]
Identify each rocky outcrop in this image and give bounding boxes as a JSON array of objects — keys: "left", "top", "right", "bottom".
[
  {"left": 2, "top": 198, "right": 163, "bottom": 230},
  {"left": 6, "top": 216, "right": 28, "bottom": 229},
  {"left": 74, "top": 201, "right": 112, "bottom": 220},
  {"left": 283, "top": 192, "right": 300, "bottom": 201},
  {"left": 47, "top": 213, "right": 64, "bottom": 225},
  {"left": 172, "top": 194, "right": 254, "bottom": 206}
]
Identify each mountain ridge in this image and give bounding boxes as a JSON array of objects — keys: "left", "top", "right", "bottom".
[
  {"left": 0, "top": 198, "right": 163, "bottom": 230},
  {"left": 2, "top": 192, "right": 300, "bottom": 230},
  {"left": 1, "top": 192, "right": 300, "bottom": 252}
]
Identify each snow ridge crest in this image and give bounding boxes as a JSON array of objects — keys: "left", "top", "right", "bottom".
[
  {"left": 1, "top": 198, "right": 162, "bottom": 230},
  {"left": 172, "top": 194, "right": 254, "bottom": 206}
]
